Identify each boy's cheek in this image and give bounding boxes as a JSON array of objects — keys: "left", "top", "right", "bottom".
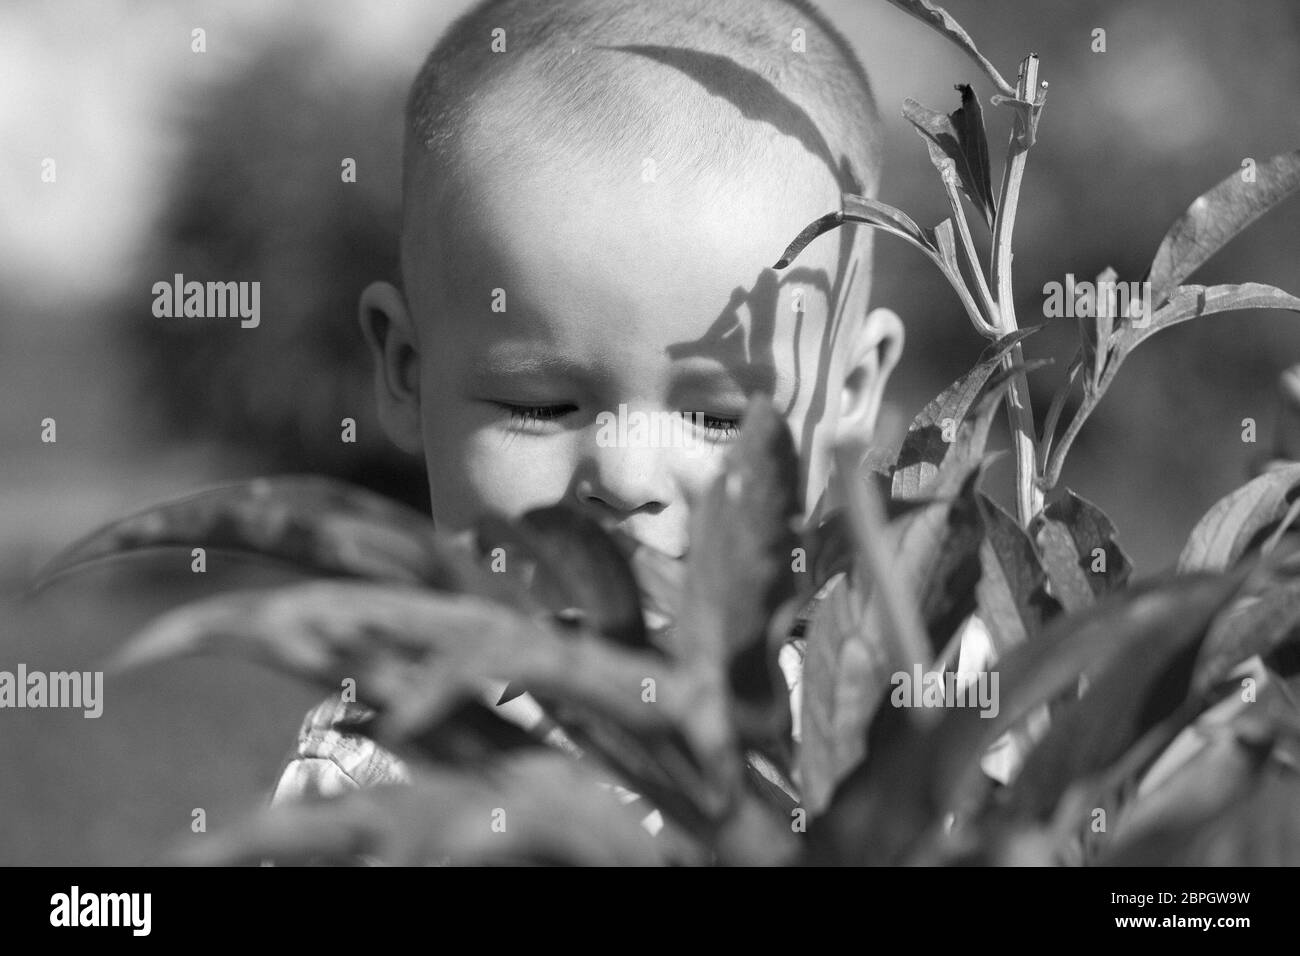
[{"left": 427, "top": 430, "right": 582, "bottom": 528}]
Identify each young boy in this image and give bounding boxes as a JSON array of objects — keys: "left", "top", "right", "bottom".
[{"left": 272, "top": 0, "right": 905, "bottom": 813}]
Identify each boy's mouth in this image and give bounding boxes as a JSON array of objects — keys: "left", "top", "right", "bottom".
[{"left": 601, "top": 522, "right": 688, "bottom": 563}]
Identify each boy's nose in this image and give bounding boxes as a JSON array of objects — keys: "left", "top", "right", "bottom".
[{"left": 574, "top": 441, "right": 674, "bottom": 520}]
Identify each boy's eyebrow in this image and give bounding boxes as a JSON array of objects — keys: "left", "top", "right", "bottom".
[
  {"left": 465, "top": 353, "right": 597, "bottom": 384},
  {"left": 670, "top": 361, "right": 788, "bottom": 403}
]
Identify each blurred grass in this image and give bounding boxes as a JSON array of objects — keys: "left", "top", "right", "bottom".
[{"left": 0, "top": 559, "right": 320, "bottom": 865}]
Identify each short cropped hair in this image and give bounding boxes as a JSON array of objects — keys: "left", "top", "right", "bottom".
[{"left": 402, "top": 0, "right": 882, "bottom": 260}]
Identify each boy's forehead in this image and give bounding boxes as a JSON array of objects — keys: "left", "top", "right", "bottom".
[{"left": 415, "top": 142, "right": 849, "bottom": 367}]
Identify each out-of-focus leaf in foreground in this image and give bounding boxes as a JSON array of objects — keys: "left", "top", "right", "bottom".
[
  {"left": 1179, "top": 462, "right": 1300, "bottom": 572},
  {"left": 679, "top": 395, "right": 800, "bottom": 768},
  {"left": 930, "top": 571, "right": 1248, "bottom": 818},
  {"left": 170, "top": 752, "right": 666, "bottom": 866},
  {"left": 30, "top": 476, "right": 481, "bottom": 594},
  {"left": 109, "top": 583, "right": 675, "bottom": 749}
]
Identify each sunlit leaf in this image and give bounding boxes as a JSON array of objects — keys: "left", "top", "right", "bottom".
[
  {"left": 1044, "top": 285, "right": 1300, "bottom": 491},
  {"left": 883, "top": 0, "right": 1015, "bottom": 96},
  {"left": 1120, "top": 282, "right": 1300, "bottom": 353},
  {"left": 1145, "top": 149, "right": 1300, "bottom": 310}
]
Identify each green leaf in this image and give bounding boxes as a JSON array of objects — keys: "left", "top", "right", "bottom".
[
  {"left": 891, "top": 327, "right": 1041, "bottom": 500},
  {"left": 112, "top": 579, "right": 746, "bottom": 831},
  {"left": 801, "top": 510, "right": 854, "bottom": 600},
  {"left": 999, "top": 575, "right": 1221, "bottom": 823},
  {"left": 907, "top": 467, "right": 986, "bottom": 657},
  {"left": 1145, "top": 149, "right": 1300, "bottom": 311},
  {"left": 608, "top": 530, "right": 685, "bottom": 623},
  {"left": 1098, "top": 697, "right": 1300, "bottom": 865},
  {"left": 773, "top": 195, "right": 940, "bottom": 270},
  {"left": 679, "top": 395, "right": 801, "bottom": 765},
  {"left": 1121, "top": 282, "right": 1300, "bottom": 353},
  {"left": 1044, "top": 285, "right": 1300, "bottom": 492},
  {"left": 934, "top": 359, "right": 1051, "bottom": 487},
  {"left": 110, "top": 583, "right": 677, "bottom": 750},
  {"left": 1178, "top": 462, "right": 1300, "bottom": 572},
  {"left": 169, "top": 752, "right": 669, "bottom": 866},
  {"left": 1032, "top": 490, "right": 1133, "bottom": 610},
  {"left": 801, "top": 495, "right": 931, "bottom": 601},
  {"left": 882, "top": 0, "right": 1015, "bottom": 96},
  {"left": 775, "top": 197, "right": 1000, "bottom": 335},
  {"left": 975, "top": 493, "right": 1061, "bottom": 654},
  {"left": 1194, "top": 578, "right": 1300, "bottom": 696},
  {"left": 1032, "top": 519, "right": 1095, "bottom": 614},
  {"left": 840, "top": 195, "right": 937, "bottom": 254},
  {"left": 477, "top": 504, "right": 648, "bottom": 651},
  {"left": 399, "top": 698, "right": 547, "bottom": 765},
  {"left": 1083, "top": 266, "right": 1119, "bottom": 393},
  {"left": 797, "top": 573, "right": 884, "bottom": 815},
  {"left": 928, "top": 571, "right": 1248, "bottom": 817},
  {"left": 805, "top": 698, "right": 943, "bottom": 865},
  {"left": 903, "top": 84, "right": 996, "bottom": 227},
  {"left": 29, "top": 475, "right": 496, "bottom": 597},
  {"left": 798, "top": 457, "right": 990, "bottom": 814}
]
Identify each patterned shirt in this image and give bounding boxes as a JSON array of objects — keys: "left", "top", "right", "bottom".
[{"left": 271, "top": 644, "right": 809, "bottom": 835}]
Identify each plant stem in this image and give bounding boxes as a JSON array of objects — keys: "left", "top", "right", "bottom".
[
  {"left": 941, "top": 173, "right": 1000, "bottom": 334},
  {"left": 991, "top": 54, "right": 1045, "bottom": 526}
]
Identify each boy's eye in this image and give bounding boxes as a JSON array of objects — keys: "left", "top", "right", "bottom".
[
  {"left": 693, "top": 413, "right": 741, "bottom": 440},
  {"left": 494, "top": 402, "right": 577, "bottom": 430}
]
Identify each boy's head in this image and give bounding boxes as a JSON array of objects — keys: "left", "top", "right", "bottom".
[{"left": 361, "top": 0, "right": 903, "bottom": 557}]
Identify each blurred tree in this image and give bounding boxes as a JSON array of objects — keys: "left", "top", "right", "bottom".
[{"left": 118, "top": 30, "right": 429, "bottom": 512}]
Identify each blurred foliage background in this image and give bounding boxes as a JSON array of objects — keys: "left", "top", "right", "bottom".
[{"left": 2, "top": 0, "right": 1299, "bottom": 863}]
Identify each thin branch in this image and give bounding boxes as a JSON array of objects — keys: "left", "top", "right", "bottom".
[
  {"left": 940, "top": 170, "right": 1000, "bottom": 334},
  {"left": 990, "top": 54, "right": 1045, "bottom": 526}
]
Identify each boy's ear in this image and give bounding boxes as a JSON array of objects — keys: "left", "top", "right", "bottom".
[
  {"left": 836, "top": 306, "right": 904, "bottom": 446},
  {"left": 358, "top": 280, "right": 424, "bottom": 455}
]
